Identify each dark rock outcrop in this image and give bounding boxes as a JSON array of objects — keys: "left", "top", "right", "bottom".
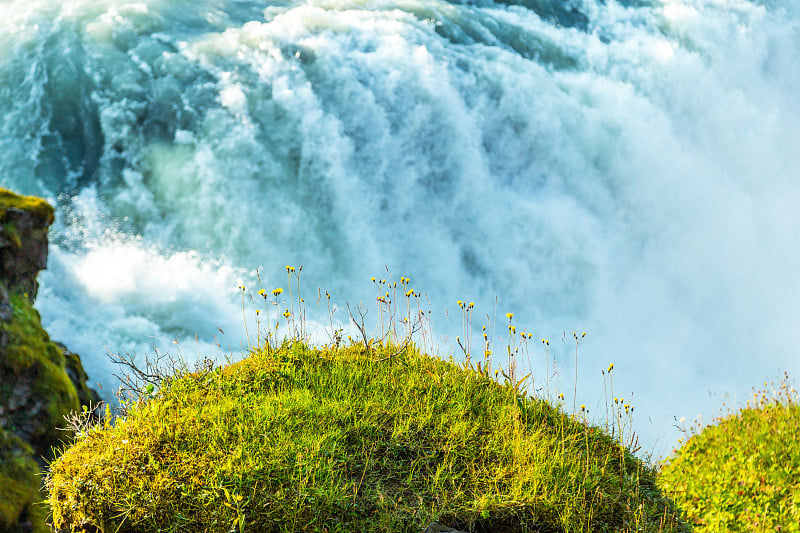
[
  {"left": 424, "top": 522, "right": 469, "bottom": 533},
  {"left": 0, "top": 283, "right": 11, "bottom": 323},
  {"left": 0, "top": 188, "right": 55, "bottom": 300}
]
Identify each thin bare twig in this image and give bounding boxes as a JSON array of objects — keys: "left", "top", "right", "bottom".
[
  {"left": 375, "top": 313, "right": 424, "bottom": 363},
  {"left": 346, "top": 302, "right": 372, "bottom": 354}
]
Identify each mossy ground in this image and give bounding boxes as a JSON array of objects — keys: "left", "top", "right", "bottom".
[
  {"left": 47, "top": 340, "right": 689, "bottom": 533},
  {"left": 658, "top": 376, "right": 800, "bottom": 532}
]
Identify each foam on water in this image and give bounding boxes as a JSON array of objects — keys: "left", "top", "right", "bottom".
[{"left": 1, "top": 0, "right": 799, "bottom": 456}]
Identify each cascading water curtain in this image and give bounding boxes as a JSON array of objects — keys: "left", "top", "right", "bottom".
[{"left": 1, "top": 0, "right": 799, "bottom": 456}]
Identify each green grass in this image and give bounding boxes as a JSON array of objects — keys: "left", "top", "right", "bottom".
[
  {"left": 658, "top": 376, "right": 800, "bottom": 532},
  {"left": 47, "top": 338, "right": 689, "bottom": 533}
]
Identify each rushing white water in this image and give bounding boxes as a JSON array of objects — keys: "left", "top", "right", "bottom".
[{"left": 1, "top": 0, "right": 799, "bottom": 456}]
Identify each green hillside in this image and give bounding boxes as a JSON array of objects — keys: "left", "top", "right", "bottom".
[
  {"left": 659, "top": 376, "right": 800, "bottom": 532},
  {"left": 47, "top": 339, "right": 689, "bottom": 532}
]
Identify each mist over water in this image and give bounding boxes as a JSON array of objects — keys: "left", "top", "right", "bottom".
[{"left": 2, "top": 0, "right": 799, "bottom": 456}]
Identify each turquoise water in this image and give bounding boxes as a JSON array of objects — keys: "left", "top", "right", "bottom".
[{"left": 2, "top": 0, "right": 799, "bottom": 456}]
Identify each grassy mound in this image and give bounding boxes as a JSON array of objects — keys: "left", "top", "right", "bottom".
[
  {"left": 659, "top": 377, "right": 800, "bottom": 531},
  {"left": 47, "top": 341, "right": 689, "bottom": 532}
]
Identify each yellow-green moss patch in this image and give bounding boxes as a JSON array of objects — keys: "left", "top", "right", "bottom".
[{"left": 0, "top": 188, "right": 55, "bottom": 225}]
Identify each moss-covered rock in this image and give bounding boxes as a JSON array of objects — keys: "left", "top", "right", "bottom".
[
  {"left": 0, "top": 292, "right": 81, "bottom": 459},
  {"left": 0, "top": 429, "right": 49, "bottom": 533},
  {"left": 0, "top": 189, "right": 55, "bottom": 223},
  {"left": 0, "top": 188, "right": 55, "bottom": 300},
  {"left": 58, "top": 343, "right": 101, "bottom": 414},
  {"left": 0, "top": 187, "right": 98, "bottom": 532}
]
